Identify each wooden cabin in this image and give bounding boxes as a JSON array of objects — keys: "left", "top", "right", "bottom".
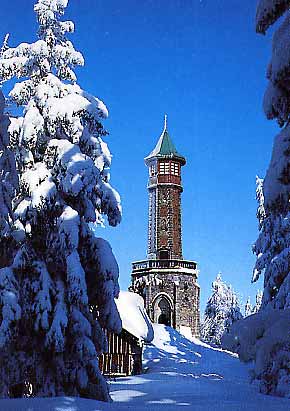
[
  {"left": 99, "top": 329, "right": 143, "bottom": 377},
  {"left": 99, "top": 291, "right": 154, "bottom": 377}
]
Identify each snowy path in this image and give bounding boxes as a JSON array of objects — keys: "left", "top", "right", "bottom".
[{"left": 0, "top": 324, "right": 289, "bottom": 411}]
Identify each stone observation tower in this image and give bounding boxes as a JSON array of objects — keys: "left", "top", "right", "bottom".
[{"left": 131, "top": 116, "right": 200, "bottom": 337}]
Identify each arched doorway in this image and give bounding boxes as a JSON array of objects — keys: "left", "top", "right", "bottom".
[
  {"left": 152, "top": 294, "right": 173, "bottom": 326},
  {"left": 158, "top": 298, "right": 171, "bottom": 326}
]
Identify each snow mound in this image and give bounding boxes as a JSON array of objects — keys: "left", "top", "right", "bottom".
[
  {"left": 115, "top": 291, "right": 154, "bottom": 343},
  {"left": 110, "top": 324, "right": 289, "bottom": 410},
  {"left": 222, "top": 308, "right": 290, "bottom": 398}
]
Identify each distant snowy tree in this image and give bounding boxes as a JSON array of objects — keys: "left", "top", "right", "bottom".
[
  {"left": 0, "top": 0, "right": 121, "bottom": 401},
  {"left": 201, "top": 274, "right": 243, "bottom": 346},
  {"left": 244, "top": 291, "right": 263, "bottom": 317},
  {"left": 252, "top": 290, "right": 263, "bottom": 314},
  {"left": 244, "top": 297, "right": 253, "bottom": 317}
]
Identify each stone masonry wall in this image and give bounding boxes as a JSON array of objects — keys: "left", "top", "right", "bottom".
[{"left": 139, "top": 271, "right": 200, "bottom": 337}]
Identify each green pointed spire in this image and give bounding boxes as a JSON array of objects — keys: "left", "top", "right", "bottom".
[{"left": 145, "top": 115, "right": 186, "bottom": 164}]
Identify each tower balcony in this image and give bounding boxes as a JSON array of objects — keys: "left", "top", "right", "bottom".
[{"left": 132, "top": 259, "right": 197, "bottom": 274}]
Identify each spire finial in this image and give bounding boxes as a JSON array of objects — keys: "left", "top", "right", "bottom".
[{"left": 164, "top": 114, "right": 167, "bottom": 131}]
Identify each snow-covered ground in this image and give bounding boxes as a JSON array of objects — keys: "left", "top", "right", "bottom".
[{"left": 0, "top": 324, "right": 288, "bottom": 411}]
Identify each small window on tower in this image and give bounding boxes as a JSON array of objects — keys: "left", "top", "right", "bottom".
[
  {"left": 171, "top": 162, "right": 179, "bottom": 176},
  {"left": 150, "top": 164, "right": 156, "bottom": 176},
  {"left": 159, "top": 249, "right": 169, "bottom": 260},
  {"left": 165, "top": 163, "right": 170, "bottom": 174},
  {"left": 175, "top": 163, "right": 179, "bottom": 175},
  {"left": 159, "top": 162, "right": 170, "bottom": 175}
]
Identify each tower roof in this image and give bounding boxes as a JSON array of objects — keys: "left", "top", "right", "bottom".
[{"left": 145, "top": 115, "right": 186, "bottom": 165}]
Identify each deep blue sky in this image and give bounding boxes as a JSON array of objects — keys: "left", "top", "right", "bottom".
[{"left": 0, "top": 0, "right": 278, "bottom": 312}]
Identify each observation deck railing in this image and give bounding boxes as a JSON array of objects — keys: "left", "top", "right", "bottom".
[{"left": 132, "top": 259, "right": 197, "bottom": 272}]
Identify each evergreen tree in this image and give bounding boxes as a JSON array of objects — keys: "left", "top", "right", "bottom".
[
  {"left": 224, "top": 1, "right": 290, "bottom": 397},
  {"left": 0, "top": 89, "right": 18, "bottom": 268},
  {"left": 253, "top": 0, "right": 290, "bottom": 310},
  {"left": 251, "top": 4, "right": 290, "bottom": 392},
  {"left": 0, "top": 0, "right": 121, "bottom": 400},
  {"left": 201, "top": 274, "right": 243, "bottom": 346}
]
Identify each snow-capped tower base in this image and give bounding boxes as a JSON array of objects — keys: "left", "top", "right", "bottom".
[{"left": 131, "top": 117, "right": 200, "bottom": 338}]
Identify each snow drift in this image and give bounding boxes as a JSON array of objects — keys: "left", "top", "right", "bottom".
[{"left": 222, "top": 309, "right": 290, "bottom": 398}]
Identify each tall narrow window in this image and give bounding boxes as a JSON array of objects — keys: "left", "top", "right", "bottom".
[
  {"left": 165, "top": 163, "right": 170, "bottom": 174},
  {"left": 174, "top": 163, "right": 179, "bottom": 175}
]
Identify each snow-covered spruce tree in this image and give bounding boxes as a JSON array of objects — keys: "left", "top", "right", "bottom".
[
  {"left": 201, "top": 274, "right": 243, "bottom": 346},
  {"left": 222, "top": 2, "right": 290, "bottom": 398},
  {"left": 253, "top": 1, "right": 290, "bottom": 309},
  {"left": 0, "top": 0, "right": 121, "bottom": 400},
  {"left": 0, "top": 89, "right": 18, "bottom": 268}
]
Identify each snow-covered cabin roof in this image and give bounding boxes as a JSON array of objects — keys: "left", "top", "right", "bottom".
[
  {"left": 145, "top": 115, "right": 186, "bottom": 165},
  {"left": 115, "top": 291, "right": 154, "bottom": 343}
]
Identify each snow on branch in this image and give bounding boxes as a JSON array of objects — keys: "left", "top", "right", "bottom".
[
  {"left": 100, "top": 182, "right": 122, "bottom": 227},
  {"left": 0, "top": 267, "right": 21, "bottom": 349},
  {"left": 45, "top": 279, "right": 67, "bottom": 352},
  {"left": 256, "top": 0, "right": 290, "bottom": 34},
  {"left": 33, "top": 260, "right": 53, "bottom": 332},
  {"left": 270, "top": 13, "right": 290, "bottom": 85},
  {"left": 263, "top": 82, "right": 290, "bottom": 125},
  {"left": 222, "top": 308, "right": 290, "bottom": 397}
]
